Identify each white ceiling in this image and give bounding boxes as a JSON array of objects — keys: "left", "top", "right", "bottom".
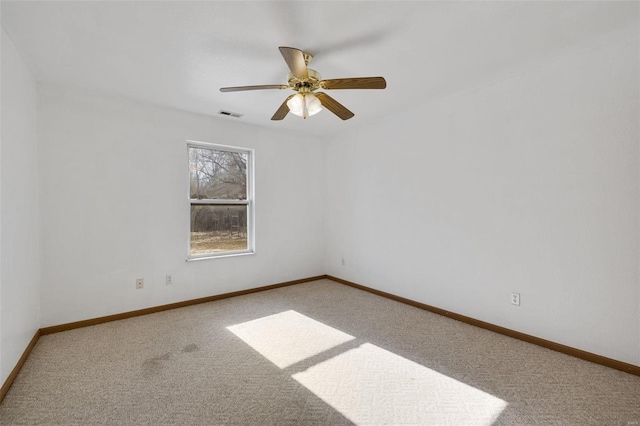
[{"left": 2, "top": 1, "right": 637, "bottom": 136}]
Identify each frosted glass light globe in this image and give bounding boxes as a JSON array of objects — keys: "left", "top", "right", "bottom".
[{"left": 287, "top": 93, "right": 322, "bottom": 119}]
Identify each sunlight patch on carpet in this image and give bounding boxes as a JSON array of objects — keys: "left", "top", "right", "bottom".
[
  {"left": 229, "top": 310, "right": 507, "bottom": 425},
  {"left": 293, "top": 342, "right": 507, "bottom": 425},
  {"left": 227, "top": 310, "right": 355, "bottom": 368}
]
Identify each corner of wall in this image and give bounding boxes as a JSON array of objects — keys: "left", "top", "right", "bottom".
[{"left": 0, "top": 25, "right": 42, "bottom": 385}]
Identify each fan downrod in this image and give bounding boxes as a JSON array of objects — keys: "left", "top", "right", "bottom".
[{"left": 302, "top": 51, "right": 313, "bottom": 66}]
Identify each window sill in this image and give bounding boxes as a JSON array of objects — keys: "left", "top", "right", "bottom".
[{"left": 186, "top": 250, "right": 255, "bottom": 262}]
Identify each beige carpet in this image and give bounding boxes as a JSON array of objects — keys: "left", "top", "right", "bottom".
[{"left": 1, "top": 279, "right": 639, "bottom": 425}]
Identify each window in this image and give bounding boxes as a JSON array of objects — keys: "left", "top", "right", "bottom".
[{"left": 188, "top": 141, "right": 254, "bottom": 259}]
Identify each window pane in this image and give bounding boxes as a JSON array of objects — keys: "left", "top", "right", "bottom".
[
  {"left": 189, "top": 147, "right": 247, "bottom": 200},
  {"left": 190, "top": 205, "right": 248, "bottom": 255}
]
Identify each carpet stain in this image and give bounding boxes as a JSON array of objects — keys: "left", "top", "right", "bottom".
[
  {"left": 154, "top": 352, "right": 171, "bottom": 361},
  {"left": 141, "top": 352, "right": 171, "bottom": 377},
  {"left": 182, "top": 343, "right": 199, "bottom": 353}
]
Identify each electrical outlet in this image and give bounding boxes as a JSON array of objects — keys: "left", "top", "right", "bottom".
[
  {"left": 341, "top": 258, "right": 345, "bottom": 266},
  {"left": 136, "top": 278, "right": 144, "bottom": 289},
  {"left": 511, "top": 292, "right": 520, "bottom": 306},
  {"left": 166, "top": 274, "right": 173, "bottom": 285}
]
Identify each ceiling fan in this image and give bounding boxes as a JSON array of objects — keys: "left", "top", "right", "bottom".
[{"left": 220, "top": 46, "right": 386, "bottom": 121}]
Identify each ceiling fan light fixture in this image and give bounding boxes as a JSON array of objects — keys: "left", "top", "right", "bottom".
[{"left": 287, "top": 93, "right": 322, "bottom": 119}]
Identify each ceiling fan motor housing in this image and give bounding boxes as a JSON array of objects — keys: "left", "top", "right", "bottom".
[{"left": 288, "top": 69, "right": 322, "bottom": 92}]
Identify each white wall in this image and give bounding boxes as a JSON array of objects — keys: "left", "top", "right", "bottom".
[
  {"left": 38, "top": 85, "right": 325, "bottom": 327},
  {"left": 325, "top": 28, "right": 640, "bottom": 366},
  {"left": 0, "top": 28, "right": 41, "bottom": 384}
]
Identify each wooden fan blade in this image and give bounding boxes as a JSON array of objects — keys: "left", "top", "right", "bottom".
[
  {"left": 220, "top": 85, "right": 288, "bottom": 92},
  {"left": 271, "top": 95, "right": 295, "bottom": 120},
  {"left": 320, "top": 77, "right": 386, "bottom": 90},
  {"left": 279, "top": 47, "right": 309, "bottom": 79},
  {"left": 315, "top": 92, "right": 354, "bottom": 120}
]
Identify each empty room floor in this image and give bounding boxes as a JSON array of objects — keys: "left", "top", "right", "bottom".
[{"left": 1, "top": 279, "right": 639, "bottom": 425}]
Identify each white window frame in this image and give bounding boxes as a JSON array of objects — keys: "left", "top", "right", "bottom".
[{"left": 187, "top": 140, "right": 255, "bottom": 261}]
